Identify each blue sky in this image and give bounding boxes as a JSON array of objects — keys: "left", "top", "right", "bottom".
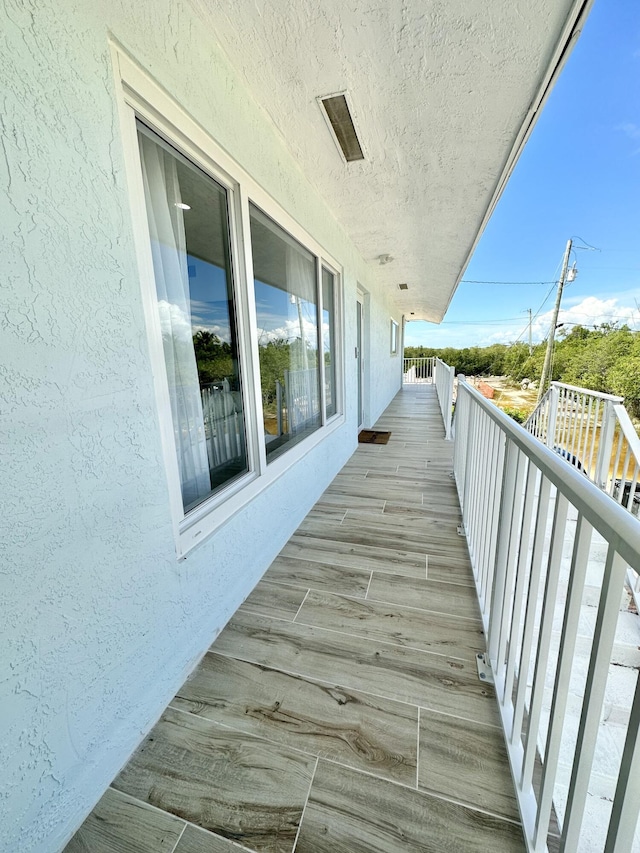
[{"left": 405, "top": 0, "right": 640, "bottom": 349}]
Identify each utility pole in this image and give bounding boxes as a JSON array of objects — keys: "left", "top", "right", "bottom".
[
  {"left": 538, "top": 238, "right": 572, "bottom": 402},
  {"left": 527, "top": 308, "right": 533, "bottom": 355}
]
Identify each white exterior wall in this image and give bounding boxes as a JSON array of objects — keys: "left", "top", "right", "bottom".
[{"left": 0, "top": 2, "right": 403, "bottom": 849}]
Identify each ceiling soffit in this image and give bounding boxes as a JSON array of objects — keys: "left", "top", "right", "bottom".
[{"left": 189, "top": 0, "right": 593, "bottom": 323}]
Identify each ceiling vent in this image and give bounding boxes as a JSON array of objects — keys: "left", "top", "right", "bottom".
[
  {"left": 398, "top": 283, "right": 409, "bottom": 291},
  {"left": 320, "top": 94, "right": 365, "bottom": 163}
]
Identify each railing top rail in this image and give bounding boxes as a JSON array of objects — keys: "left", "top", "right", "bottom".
[
  {"left": 457, "top": 377, "right": 640, "bottom": 568},
  {"left": 551, "top": 381, "right": 624, "bottom": 403},
  {"left": 613, "top": 402, "right": 640, "bottom": 458}
]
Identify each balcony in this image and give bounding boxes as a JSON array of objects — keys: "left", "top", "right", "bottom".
[
  {"left": 65, "top": 384, "right": 526, "bottom": 853},
  {"left": 64, "top": 377, "right": 640, "bottom": 853}
]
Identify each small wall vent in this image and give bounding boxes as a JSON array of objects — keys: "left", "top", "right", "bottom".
[{"left": 320, "top": 94, "right": 365, "bottom": 162}]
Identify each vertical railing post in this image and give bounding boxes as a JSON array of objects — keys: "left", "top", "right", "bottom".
[
  {"left": 445, "top": 365, "right": 455, "bottom": 440},
  {"left": 487, "top": 437, "right": 517, "bottom": 666},
  {"left": 546, "top": 384, "right": 560, "bottom": 448},
  {"left": 604, "top": 672, "right": 640, "bottom": 853},
  {"left": 595, "top": 400, "right": 617, "bottom": 489}
]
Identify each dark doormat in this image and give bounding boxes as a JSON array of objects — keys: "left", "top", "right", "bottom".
[{"left": 358, "top": 430, "right": 391, "bottom": 445}]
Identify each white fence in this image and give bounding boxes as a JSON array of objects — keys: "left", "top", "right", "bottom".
[
  {"left": 526, "top": 383, "right": 640, "bottom": 507},
  {"left": 453, "top": 376, "right": 640, "bottom": 853},
  {"left": 403, "top": 356, "right": 435, "bottom": 384},
  {"left": 434, "top": 357, "right": 455, "bottom": 440}
]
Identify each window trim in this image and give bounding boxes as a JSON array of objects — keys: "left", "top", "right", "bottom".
[{"left": 110, "top": 43, "right": 345, "bottom": 558}]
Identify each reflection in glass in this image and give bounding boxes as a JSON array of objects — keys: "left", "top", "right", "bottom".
[
  {"left": 250, "top": 205, "right": 321, "bottom": 460},
  {"left": 322, "top": 268, "right": 337, "bottom": 419},
  {"left": 137, "top": 123, "right": 248, "bottom": 512}
]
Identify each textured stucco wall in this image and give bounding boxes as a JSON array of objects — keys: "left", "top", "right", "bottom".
[{"left": 0, "top": 1, "right": 402, "bottom": 850}]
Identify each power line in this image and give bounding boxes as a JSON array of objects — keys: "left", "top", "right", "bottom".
[
  {"left": 439, "top": 317, "right": 527, "bottom": 325},
  {"left": 460, "top": 279, "right": 557, "bottom": 286}
]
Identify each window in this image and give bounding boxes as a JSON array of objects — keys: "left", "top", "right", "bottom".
[
  {"left": 391, "top": 319, "right": 399, "bottom": 355},
  {"left": 322, "top": 268, "right": 337, "bottom": 419},
  {"left": 250, "top": 205, "right": 322, "bottom": 460},
  {"left": 137, "top": 122, "right": 248, "bottom": 513},
  {"left": 115, "top": 45, "right": 345, "bottom": 554}
]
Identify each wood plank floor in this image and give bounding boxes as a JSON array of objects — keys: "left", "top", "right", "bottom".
[{"left": 65, "top": 386, "right": 525, "bottom": 853}]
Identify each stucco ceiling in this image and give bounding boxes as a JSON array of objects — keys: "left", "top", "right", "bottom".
[{"left": 189, "top": 0, "right": 591, "bottom": 322}]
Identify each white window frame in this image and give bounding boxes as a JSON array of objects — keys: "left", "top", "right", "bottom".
[{"left": 110, "top": 43, "right": 344, "bottom": 558}]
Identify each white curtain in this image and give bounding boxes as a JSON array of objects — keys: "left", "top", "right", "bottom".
[
  {"left": 285, "top": 245, "right": 319, "bottom": 424},
  {"left": 286, "top": 245, "right": 316, "bottom": 370},
  {"left": 139, "top": 133, "right": 211, "bottom": 509}
]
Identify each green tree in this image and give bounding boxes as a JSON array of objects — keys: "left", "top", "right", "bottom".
[{"left": 193, "top": 330, "right": 235, "bottom": 386}]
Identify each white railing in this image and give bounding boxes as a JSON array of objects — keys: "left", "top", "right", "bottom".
[
  {"left": 434, "top": 357, "right": 455, "bottom": 440},
  {"left": 403, "top": 356, "right": 435, "bottom": 384},
  {"left": 525, "top": 383, "right": 640, "bottom": 511},
  {"left": 453, "top": 376, "right": 640, "bottom": 853}
]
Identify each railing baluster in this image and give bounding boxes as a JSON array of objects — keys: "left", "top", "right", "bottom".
[
  {"left": 604, "top": 671, "right": 640, "bottom": 853},
  {"left": 513, "top": 476, "right": 552, "bottom": 742},
  {"left": 569, "top": 391, "right": 581, "bottom": 459},
  {"left": 496, "top": 448, "right": 526, "bottom": 675},
  {"left": 533, "top": 513, "right": 593, "bottom": 849},
  {"left": 522, "top": 493, "right": 570, "bottom": 792},
  {"left": 504, "top": 460, "right": 537, "bottom": 716},
  {"left": 480, "top": 420, "right": 502, "bottom": 611},
  {"left": 610, "top": 427, "right": 624, "bottom": 496},
  {"left": 575, "top": 393, "right": 586, "bottom": 464},
  {"left": 588, "top": 397, "right": 601, "bottom": 474},
  {"left": 472, "top": 412, "right": 487, "bottom": 595},
  {"left": 562, "top": 549, "right": 630, "bottom": 853},
  {"left": 486, "top": 430, "right": 511, "bottom": 664},
  {"left": 453, "top": 381, "right": 640, "bottom": 853},
  {"left": 581, "top": 395, "right": 594, "bottom": 475},
  {"left": 627, "top": 463, "right": 639, "bottom": 514},
  {"left": 617, "top": 445, "right": 632, "bottom": 504}
]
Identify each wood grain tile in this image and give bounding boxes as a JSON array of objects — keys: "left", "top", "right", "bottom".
[
  {"left": 172, "top": 652, "right": 418, "bottom": 786},
  {"left": 174, "top": 824, "right": 252, "bottom": 853},
  {"left": 213, "top": 611, "right": 500, "bottom": 728},
  {"left": 314, "top": 493, "right": 387, "bottom": 512},
  {"left": 63, "top": 788, "right": 185, "bottom": 853},
  {"left": 64, "top": 387, "right": 522, "bottom": 853},
  {"left": 239, "top": 580, "right": 307, "bottom": 621},
  {"left": 326, "top": 482, "right": 426, "bottom": 505},
  {"left": 282, "top": 535, "right": 427, "bottom": 579},
  {"left": 304, "top": 505, "right": 347, "bottom": 524},
  {"left": 418, "top": 710, "right": 520, "bottom": 821},
  {"left": 337, "top": 513, "right": 467, "bottom": 548},
  {"left": 295, "top": 761, "right": 525, "bottom": 853},
  {"left": 426, "top": 554, "right": 475, "bottom": 587},
  {"left": 264, "top": 555, "right": 371, "bottom": 597},
  {"left": 382, "top": 500, "right": 462, "bottom": 525},
  {"left": 292, "top": 521, "right": 466, "bottom": 560},
  {"left": 113, "top": 707, "right": 316, "bottom": 853},
  {"left": 295, "top": 590, "right": 485, "bottom": 662},
  {"left": 368, "top": 572, "right": 480, "bottom": 621}
]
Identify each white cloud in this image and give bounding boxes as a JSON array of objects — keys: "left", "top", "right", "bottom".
[
  {"left": 539, "top": 295, "right": 639, "bottom": 337},
  {"left": 617, "top": 122, "right": 640, "bottom": 140},
  {"left": 405, "top": 295, "right": 640, "bottom": 350},
  {"left": 257, "top": 317, "right": 319, "bottom": 347}
]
